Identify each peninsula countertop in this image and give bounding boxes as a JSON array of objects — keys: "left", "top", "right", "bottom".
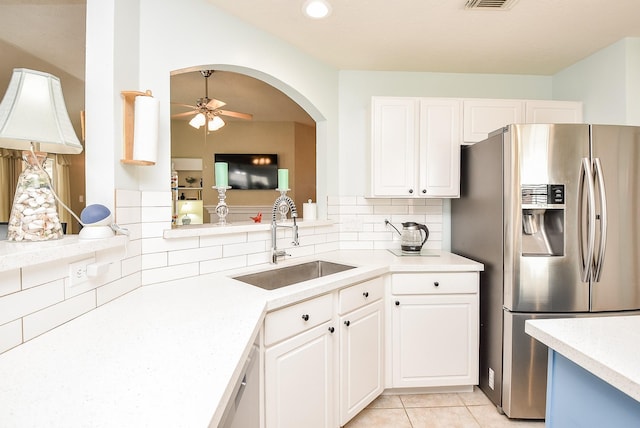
[
  {"left": 0, "top": 250, "right": 482, "bottom": 427},
  {"left": 525, "top": 315, "right": 640, "bottom": 402}
]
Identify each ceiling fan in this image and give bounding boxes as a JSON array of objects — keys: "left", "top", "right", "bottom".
[{"left": 171, "top": 70, "right": 253, "bottom": 131}]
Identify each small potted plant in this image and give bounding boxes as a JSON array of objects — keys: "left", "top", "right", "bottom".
[{"left": 185, "top": 176, "right": 197, "bottom": 187}]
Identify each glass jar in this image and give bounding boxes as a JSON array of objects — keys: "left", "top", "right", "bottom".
[{"left": 7, "top": 151, "right": 63, "bottom": 241}]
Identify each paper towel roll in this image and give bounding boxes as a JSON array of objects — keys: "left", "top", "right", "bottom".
[
  {"left": 132, "top": 95, "right": 159, "bottom": 164},
  {"left": 303, "top": 199, "right": 317, "bottom": 220}
]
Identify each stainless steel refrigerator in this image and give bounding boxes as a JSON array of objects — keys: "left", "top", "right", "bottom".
[{"left": 451, "top": 123, "right": 640, "bottom": 419}]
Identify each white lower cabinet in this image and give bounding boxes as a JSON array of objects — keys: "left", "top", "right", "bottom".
[
  {"left": 390, "top": 272, "right": 479, "bottom": 388},
  {"left": 262, "top": 271, "right": 479, "bottom": 426},
  {"left": 263, "top": 277, "right": 384, "bottom": 428},
  {"left": 264, "top": 293, "right": 335, "bottom": 428},
  {"left": 265, "top": 322, "right": 334, "bottom": 428},
  {"left": 338, "top": 279, "right": 384, "bottom": 425}
]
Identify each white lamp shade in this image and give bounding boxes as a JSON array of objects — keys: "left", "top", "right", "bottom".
[
  {"left": 0, "top": 68, "right": 83, "bottom": 154},
  {"left": 208, "top": 115, "right": 225, "bottom": 131},
  {"left": 189, "top": 112, "right": 206, "bottom": 129}
]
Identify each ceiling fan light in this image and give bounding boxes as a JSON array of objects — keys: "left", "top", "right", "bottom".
[
  {"left": 208, "top": 116, "right": 225, "bottom": 131},
  {"left": 189, "top": 113, "right": 206, "bottom": 129},
  {"left": 303, "top": 0, "right": 332, "bottom": 19}
]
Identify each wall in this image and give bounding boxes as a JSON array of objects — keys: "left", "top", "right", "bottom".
[
  {"left": 294, "top": 122, "right": 317, "bottom": 204},
  {"left": 553, "top": 37, "right": 640, "bottom": 125},
  {"left": 171, "top": 119, "right": 314, "bottom": 207}
]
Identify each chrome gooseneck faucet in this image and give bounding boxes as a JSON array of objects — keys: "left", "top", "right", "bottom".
[{"left": 271, "top": 194, "right": 299, "bottom": 264}]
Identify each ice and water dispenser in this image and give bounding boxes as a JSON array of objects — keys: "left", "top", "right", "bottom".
[{"left": 521, "top": 184, "right": 565, "bottom": 256}]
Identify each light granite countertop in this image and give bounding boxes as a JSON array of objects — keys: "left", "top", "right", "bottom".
[
  {"left": 526, "top": 315, "right": 640, "bottom": 402},
  {"left": 0, "top": 250, "right": 482, "bottom": 427}
]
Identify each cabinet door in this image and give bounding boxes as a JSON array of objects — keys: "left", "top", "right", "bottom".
[
  {"left": 371, "top": 97, "right": 418, "bottom": 196},
  {"left": 265, "top": 322, "right": 334, "bottom": 428},
  {"left": 463, "top": 99, "right": 524, "bottom": 143},
  {"left": 419, "top": 99, "right": 461, "bottom": 197},
  {"left": 391, "top": 294, "right": 478, "bottom": 388},
  {"left": 339, "top": 299, "right": 384, "bottom": 425},
  {"left": 525, "top": 100, "right": 583, "bottom": 124}
]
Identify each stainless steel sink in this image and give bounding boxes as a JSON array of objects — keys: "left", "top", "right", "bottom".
[{"left": 233, "top": 260, "right": 356, "bottom": 290}]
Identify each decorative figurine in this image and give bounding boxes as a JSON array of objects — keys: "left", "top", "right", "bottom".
[{"left": 250, "top": 212, "right": 262, "bottom": 223}]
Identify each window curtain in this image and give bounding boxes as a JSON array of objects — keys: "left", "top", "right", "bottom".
[
  {"left": 54, "top": 154, "right": 72, "bottom": 232},
  {"left": 0, "top": 149, "right": 23, "bottom": 222}
]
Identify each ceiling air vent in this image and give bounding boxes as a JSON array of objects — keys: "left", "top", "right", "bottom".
[{"left": 465, "top": 0, "right": 519, "bottom": 9}]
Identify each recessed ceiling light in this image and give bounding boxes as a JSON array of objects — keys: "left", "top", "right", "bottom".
[{"left": 302, "top": 0, "right": 332, "bottom": 19}]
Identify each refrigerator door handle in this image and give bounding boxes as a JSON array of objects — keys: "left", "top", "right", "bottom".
[
  {"left": 578, "top": 157, "right": 596, "bottom": 282},
  {"left": 593, "top": 158, "right": 607, "bottom": 282}
]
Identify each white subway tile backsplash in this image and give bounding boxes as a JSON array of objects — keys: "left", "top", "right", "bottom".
[
  {"left": 356, "top": 197, "right": 391, "bottom": 206},
  {"left": 123, "top": 238, "right": 142, "bottom": 260},
  {"left": 97, "top": 274, "right": 140, "bottom": 306},
  {"left": 0, "top": 320, "right": 21, "bottom": 354},
  {"left": 224, "top": 241, "right": 267, "bottom": 258},
  {"left": 115, "top": 189, "right": 141, "bottom": 207},
  {"left": 199, "top": 233, "right": 247, "bottom": 248},
  {"left": 22, "top": 259, "right": 75, "bottom": 290},
  {"left": 0, "top": 281, "right": 64, "bottom": 325},
  {"left": 23, "top": 290, "right": 96, "bottom": 341},
  {"left": 141, "top": 236, "right": 199, "bottom": 254},
  {"left": 341, "top": 241, "right": 375, "bottom": 250},
  {"left": 245, "top": 229, "right": 271, "bottom": 242},
  {"left": 142, "top": 206, "right": 172, "bottom": 222},
  {"left": 246, "top": 252, "right": 270, "bottom": 266},
  {"left": 200, "top": 255, "right": 247, "bottom": 275},
  {"left": 316, "top": 241, "right": 340, "bottom": 253},
  {"left": 168, "top": 246, "right": 223, "bottom": 266},
  {"left": 141, "top": 252, "right": 168, "bottom": 269},
  {"left": 116, "top": 206, "right": 142, "bottom": 224},
  {"left": 328, "top": 195, "right": 354, "bottom": 205},
  {"left": 121, "top": 255, "right": 142, "bottom": 277},
  {"left": 0, "top": 269, "right": 20, "bottom": 297},
  {"left": 373, "top": 205, "right": 409, "bottom": 215},
  {"left": 141, "top": 221, "right": 170, "bottom": 238},
  {"left": 141, "top": 191, "right": 172, "bottom": 207},
  {"left": 141, "top": 263, "right": 199, "bottom": 285},
  {"left": 121, "top": 223, "right": 142, "bottom": 241}
]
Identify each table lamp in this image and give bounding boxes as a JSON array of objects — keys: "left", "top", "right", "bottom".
[
  {"left": 180, "top": 202, "right": 192, "bottom": 225},
  {"left": 0, "top": 68, "right": 83, "bottom": 241}
]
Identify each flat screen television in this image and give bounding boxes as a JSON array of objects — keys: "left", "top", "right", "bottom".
[{"left": 214, "top": 153, "right": 279, "bottom": 190}]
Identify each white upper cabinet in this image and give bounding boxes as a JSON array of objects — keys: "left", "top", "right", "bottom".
[
  {"left": 419, "top": 99, "right": 461, "bottom": 198},
  {"left": 524, "top": 100, "right": 583, "bottom": 124},
  {"left": 463, "top": 99, "right": 524, "bottom": 143},
  {"left": 463, "top": 99, "right": 583, "bottom": 143},
  {"left": 371, "top": 97, "right": 419, "bottom": 197},
  {"left": 371, "top": 97, "right": 461, "bottom": 198}
]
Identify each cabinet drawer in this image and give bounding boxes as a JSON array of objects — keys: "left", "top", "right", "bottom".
[
  {"left": 392, "top": 272, "right": 478, "bottom": 295},
  {"left": 338, "top": 277, "right": 384, "bottom": 315},
  {"left": 265, "top": 293, "right": 333, "bottom": 346}
]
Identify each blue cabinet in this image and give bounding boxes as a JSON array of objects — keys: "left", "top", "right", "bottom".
[{"left": 546, "top": 350, "right": 640, "bottom": 427}]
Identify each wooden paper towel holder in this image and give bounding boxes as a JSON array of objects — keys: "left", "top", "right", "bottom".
[{"left": 121, "top": 89, "right": 155, "bottom": 165}]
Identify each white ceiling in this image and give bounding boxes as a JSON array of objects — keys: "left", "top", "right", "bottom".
[
  {"left": 207, "top": 0, "right": 640, "bottom": 75},
  {"left": 4, "top": 0, "right": 640, "bottom": 124}
]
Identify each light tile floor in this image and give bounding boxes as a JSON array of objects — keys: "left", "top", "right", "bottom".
[{"left": 344, "top": 387, "right": 546, "bottom": 428}]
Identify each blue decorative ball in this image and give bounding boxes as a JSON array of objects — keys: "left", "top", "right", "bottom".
[{"left": 81, "top": 204, "right": 111, "bottom": 225}]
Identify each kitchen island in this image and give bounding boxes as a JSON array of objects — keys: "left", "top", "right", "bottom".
[
  {"left": 0, "top": 249, "right": 482, "bottom": 427},
  {"left": 526, "top": 316, "right": 640, "bottom": 427}
]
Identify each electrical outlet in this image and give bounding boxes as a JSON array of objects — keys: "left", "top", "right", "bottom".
[{"left": 68, "top": 257, "right": 95, "bottom": 287}]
